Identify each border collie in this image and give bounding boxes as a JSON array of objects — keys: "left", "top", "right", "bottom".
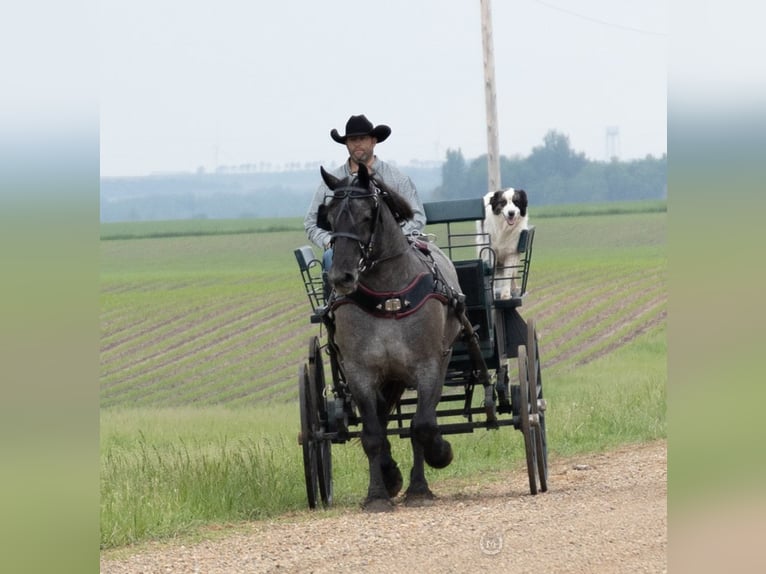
[{"left": 482, "top": 188, "right": 529, "bottom": 299}]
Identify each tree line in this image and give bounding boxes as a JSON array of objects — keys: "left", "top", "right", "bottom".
[
  {"left": 433, "top": 130, "right": 666, "bottom": 204},
  {"left": 100, "top": 130, "right": 665, "bottom": 222}
]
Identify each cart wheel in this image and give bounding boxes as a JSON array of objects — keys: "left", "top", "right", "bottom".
[
  {"left": 517, "top": 345, "right": 538, "bottom": 495},
  {"left": 308, "top": 337, "right": 333, "bottom": 506},
  {"left": 298, "top": 364, "right": 319, "bottom": 509},
  {"left": 527, "top": 319, "right": 548, "bottom": 493}
]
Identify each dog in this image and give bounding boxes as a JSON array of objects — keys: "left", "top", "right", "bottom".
[{"left": 481, "top": 188, "right": 529, "bottom": 299}]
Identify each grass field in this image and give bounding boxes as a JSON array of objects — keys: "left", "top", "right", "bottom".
[{"left": 100, "top": 201, "right": 666, "bottom": 548}]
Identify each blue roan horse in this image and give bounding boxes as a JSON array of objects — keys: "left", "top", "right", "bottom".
[{"left": 317, "top": 164, "right": 475, "bottom": 511}]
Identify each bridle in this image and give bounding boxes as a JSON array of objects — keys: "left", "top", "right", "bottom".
[{"left": 325, "top": 183, "right": 404, "bottom": 273}]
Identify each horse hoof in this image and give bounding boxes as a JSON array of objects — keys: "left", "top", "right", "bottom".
[
  {"left": 404, "top": 483, "right": 435, "bottom": 507},
  {"left": 403, "top": 490, "right": 435, "bottom": 507},
  {"left": 425, "top": 442, "right": 453, "bottom": 469},
  {"left": 362, "top": 497, "right": 394, "bottom": 513}
]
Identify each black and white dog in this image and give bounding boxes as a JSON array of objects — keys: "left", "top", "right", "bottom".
[{"left": 482, "top": 188, "right": 529, "bottom": 299}]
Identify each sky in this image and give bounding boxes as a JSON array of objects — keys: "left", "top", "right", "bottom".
[{"left": 100, "top": 0, "right": 667, "bottom": 177}]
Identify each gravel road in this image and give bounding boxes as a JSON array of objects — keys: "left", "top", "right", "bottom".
[{"left": 101, "top": 440, "right": 666, "bottom": 574}]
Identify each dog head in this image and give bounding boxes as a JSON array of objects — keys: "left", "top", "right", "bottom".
[{"left": 488, "top": 188, "right": 528, "bottom": 226}]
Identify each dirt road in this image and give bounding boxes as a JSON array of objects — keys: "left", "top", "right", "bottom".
[{"left": 101, "top": 440, "right": 666, "bottom": 574}]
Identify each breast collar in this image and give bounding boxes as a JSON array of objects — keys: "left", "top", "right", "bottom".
[{"left": 330, "top": 271, "right": 449, "bottom": 319}]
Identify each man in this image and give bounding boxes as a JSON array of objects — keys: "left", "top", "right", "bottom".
[{"left": 304, "top": 114, "right": 426, "bottom": 257}]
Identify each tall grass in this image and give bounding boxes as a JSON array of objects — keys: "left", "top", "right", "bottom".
[
  {"left": 101, "top": 406, "right": 304, "bottom": 547},
  {"left": 547, "top": 324, "right": 667, "bottom": 454},
  {"left": 100, "top": 404, "right": 368, "bottom": 548}
]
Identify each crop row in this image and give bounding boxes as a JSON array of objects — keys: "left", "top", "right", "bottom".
[
  {"left": 101, "top": 210, "right": 666, "bottom": 407},
  {"left": 101, "top": 264, "right": 665, "bottom": 408}
]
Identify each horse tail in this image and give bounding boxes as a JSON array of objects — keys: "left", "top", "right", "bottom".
[{"left": 380, "top": 380, "right": 407, "bottom": 415}]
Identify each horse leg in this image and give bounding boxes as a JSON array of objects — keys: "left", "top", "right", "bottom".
[
  {"left": 355, "top": 392, "right": 398, "bottom": 512},
  {"left": 404, "top": 377, "right": 453, "bottom": 506},
  {"left": 376, "top": 407, "right": 403, "bottom": 498},
  {"left": 404, "top": 434, "right": 432, "bottom": 506}
]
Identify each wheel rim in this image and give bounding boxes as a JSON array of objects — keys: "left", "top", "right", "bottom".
[
  {"left": 299, "top": 364, "right": 319, "bottom": 509},
  {"left": 309, "top": 337, "right": 333, "bottom": 506},
  {"left": 517, "top": 345, "right": 538, "bottom": 495},
  {"left": 527, "top": 319, "right": 548, "bottom": 492}
]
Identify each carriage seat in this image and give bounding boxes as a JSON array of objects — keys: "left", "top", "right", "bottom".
[
  {"left": 451, "top": 258, "right": 495, "bottom": 364},
  {"left": 423, "top": 197, "right": 495, "bottom": 275},
  {"left": 294, "top": 245, "right": 326, "bottom": 323},
  {"left": 423, "top": 198, "right": 484, "bottom": 224}
]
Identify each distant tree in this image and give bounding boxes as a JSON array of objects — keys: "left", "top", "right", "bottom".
[
  {"left": 500, "top": 155, "right": 532, "bottom": 190},
  {"left": 434, "top": 148, "right": 469, "bottom": 199},
  {"left": 568, "top": 162, "right": 609, "bottom": 202},
  {"left": 464, "top": 155, "right": 489, "bottom": 195},
  {"left": 527, "top": 130, "right": 587, "bottom": 180}
]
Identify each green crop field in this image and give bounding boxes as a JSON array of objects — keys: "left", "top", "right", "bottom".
[{"left": 100, "top": 201, "right": 666, "bottom": 549}]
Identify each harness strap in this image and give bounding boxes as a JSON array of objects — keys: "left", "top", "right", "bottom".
[{"left": 330, "top": 272, "right": 449, "bottom": 319}]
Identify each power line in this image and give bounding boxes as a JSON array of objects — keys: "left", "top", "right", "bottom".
[{"left": 530, "top": 0, "right": 667, "bottom": 37}]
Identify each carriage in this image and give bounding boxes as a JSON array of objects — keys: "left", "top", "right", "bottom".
[{"left": 294, "top": 187, "right": 548, "bottom": 510}]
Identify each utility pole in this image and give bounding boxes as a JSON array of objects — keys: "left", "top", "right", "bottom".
[{"left": 480, "top": 0, "right": 501, "bottom": 194}]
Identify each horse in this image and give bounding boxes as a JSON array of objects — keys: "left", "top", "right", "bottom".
[{"left": 316, "top": 163, "right": 477, "bottom": 512}]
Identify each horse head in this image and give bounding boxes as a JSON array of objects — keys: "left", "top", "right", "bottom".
[{"left": 317, "top": 164, "right": 413, "bottom": 295}]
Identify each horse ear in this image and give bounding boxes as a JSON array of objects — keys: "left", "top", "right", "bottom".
[
  {"left": 316, "top": 204, "right": 331, "bottom": 231},
  {"left": 320, "top": 166, "right": 340, "bottom": 190},
  {"left": 356, "top": 163, "right": 370, "bottom": 189}
]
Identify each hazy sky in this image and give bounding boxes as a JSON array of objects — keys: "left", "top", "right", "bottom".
[{"left": 100, "top": 0, "right": 667, "bottom": 177}]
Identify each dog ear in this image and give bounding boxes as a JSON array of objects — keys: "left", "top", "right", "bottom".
[
  {"left": 489, "top": 190, "right": 505, "bottom": 215},
  {"left": 514, "top": 189, "right": 528, "bottom": 217},
  {"left": 316, "top": 204, "right": 331, "bottom": 231}
]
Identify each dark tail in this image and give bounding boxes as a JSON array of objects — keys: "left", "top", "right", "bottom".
[{"left": 381, "top": 380, "right": 406, "bottom": 415}]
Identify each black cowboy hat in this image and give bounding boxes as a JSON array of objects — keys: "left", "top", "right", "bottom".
[{"left": 330, "top": 114, "right": 391, "bottom": 144}]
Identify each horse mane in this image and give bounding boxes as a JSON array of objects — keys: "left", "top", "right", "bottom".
[{"left": 370, "top": 175, "right": 414, "bottom": 224}]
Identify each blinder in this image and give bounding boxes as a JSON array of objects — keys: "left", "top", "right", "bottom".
[{"left": 318, "top": 183, "right": 384, "bottom": 271}]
